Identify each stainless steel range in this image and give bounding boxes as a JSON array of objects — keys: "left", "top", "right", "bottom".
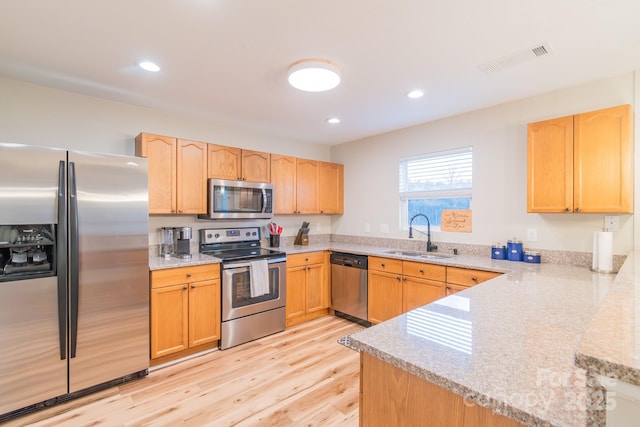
[{"left": 199, "top": 227, "right": 286, "bottom": 350}]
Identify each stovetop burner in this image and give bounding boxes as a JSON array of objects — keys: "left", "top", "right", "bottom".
[{"left": 199, "top": 226, "right": 285, "bottom": 263}]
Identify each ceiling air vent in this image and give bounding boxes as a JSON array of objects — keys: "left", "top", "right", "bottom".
[
  {"left": 479, "top": 42, "right": 553, "bottom": 73},
  {"left": 531, "top": 44, "right": 550, "bottom": 57}
]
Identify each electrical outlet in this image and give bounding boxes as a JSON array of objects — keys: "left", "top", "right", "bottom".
[
  {"left": 315, "top": 223, "right": 321, "bottom": 232},
  {"left": 380, "top": 224, "right": 389, "bottom": 234},
  {"left": 604, "top": 216, "right": 619, "bottom": 231},
  {"left": 364, "top": 223, "right": 370, "bottom": 233},
  {"left": 526, "top": 228, "right": 538, "bottom": 242}
]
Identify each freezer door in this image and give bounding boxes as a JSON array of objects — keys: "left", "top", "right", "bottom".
[
  {"left": 0, "top": 276, "right": 67, "bottom": 415},
  {"left": 68, "top": 151, "right": 149, "bottom": 392},
  {"left": 0, "top": 143, "right": 66, "bottom": 225}
]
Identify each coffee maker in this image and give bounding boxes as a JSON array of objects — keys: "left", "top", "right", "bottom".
[{"left": 175, "top": 227, "right": 192, "bottom": 259}]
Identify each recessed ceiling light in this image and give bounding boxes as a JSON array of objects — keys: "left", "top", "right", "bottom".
[
  {"left": 138, "top": 61, "right": 160, "bottom": 72},
  {"left": 288, "top": 58, "right": 341, "bottom": 92},
  {"left": 326, "top": 117, "right": 340, "bottom": 124},
  {"left": 406, "top": 89, "right": 424, "bottom": 99}
]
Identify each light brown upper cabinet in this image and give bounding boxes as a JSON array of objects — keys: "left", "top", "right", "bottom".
[
  {"left": 272, "top": 157, "right": 344, "bottom": 215},
  {"left": 207, "top": 144, "right": 270, "bottom": 182},
  {"left": 135, "top": 133, "right": 207, "bottom": 215},
  {"left": 271, "top": 154, "right": 297, "bottom": 214},
  {"left": 527, "top": 104, "right": 632, "bottom": 213},
  {"left": 296, "top": 158, "right": 319, "bottom": 214},
  {"left": 318, "top": 161, "right": 344, "bottom": 214}
]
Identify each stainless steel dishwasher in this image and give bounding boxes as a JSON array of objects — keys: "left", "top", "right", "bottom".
[{"left": 330, "top": 252, "right": 370, "bottom": 326}]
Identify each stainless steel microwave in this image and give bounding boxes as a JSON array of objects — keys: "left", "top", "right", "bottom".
[{"left": 199, "top": 179, "right": 274, "bottom": 220}]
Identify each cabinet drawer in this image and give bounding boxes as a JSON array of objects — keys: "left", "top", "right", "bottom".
[
  {"left": 368, "top": 256, "right": 403, "bottom": 274},
  {"left": 287, "top": 251, "right": 325, "bottom": 267},
  {"left": 447, "top": 267, "right": 500, "bottom": 287},
  {"left": 151, "top": 264, "right": 220, "bottom": 288},
  {"left": 402, "top": 261, "right": 446, "bottom": 282}
]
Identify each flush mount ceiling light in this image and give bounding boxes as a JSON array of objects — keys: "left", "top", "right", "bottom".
[
  {"left": 326, "top": 117, "right": 341, "bottom": 124},
  {"left": 138, "top": 61, "right": 160, "bottom": 72},
  {"left": 288, "top": 58, "right": 341, "bottom": 92},
  {"left": 406, "top": 89, "right": 424, "bottom": 99}
]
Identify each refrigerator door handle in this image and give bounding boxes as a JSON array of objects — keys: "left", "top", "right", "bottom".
[
  {"left": 69, "top": 161, "right": 79, "bottom": 358},
  {"left": 57, "top": 160, "right": 68, "bottom": 360}
]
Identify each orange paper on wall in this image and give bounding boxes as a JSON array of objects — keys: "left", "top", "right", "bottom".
[{"left": 440, "top": 210, "right": 472, "bottom": 233}]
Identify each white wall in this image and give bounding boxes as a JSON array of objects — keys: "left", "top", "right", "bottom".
[
  {"left": 0, "top": 76, "right": 333, "bottom": 243},
  {"left": 331, "top": 72, "right": 637, "bottom": 255}
]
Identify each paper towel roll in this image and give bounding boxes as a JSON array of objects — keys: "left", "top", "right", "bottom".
[{"left": 592, "top": 231, "right": 614, "bottom": 272}]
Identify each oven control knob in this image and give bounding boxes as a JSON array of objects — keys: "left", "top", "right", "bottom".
[
  {"left": 214, "top": 233, "right": 220, "bottom": 238},
  {"left": 246, "top": 232, "right": 250, "bottom": 236},
  {"left": 252, "top": 232, "right": 257, "bottom": 236}
]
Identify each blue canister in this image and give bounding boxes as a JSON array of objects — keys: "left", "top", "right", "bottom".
[
  {"left": 523, "top": 250, "right": 541, "bottom": 264},
  {"left": 507, "top": 239, "right": 523, "bottom": 261},
  {"left": 491, "top": 243, "right": 506, "bottom": 260}
]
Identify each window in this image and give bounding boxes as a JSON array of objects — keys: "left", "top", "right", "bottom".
[{"left": 399, "top": 147, "right": 472, "bottom": 229}]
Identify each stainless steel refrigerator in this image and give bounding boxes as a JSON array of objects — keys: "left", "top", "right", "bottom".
[{"left": 0, "top": 143, "right": 150, "bottom": 420}]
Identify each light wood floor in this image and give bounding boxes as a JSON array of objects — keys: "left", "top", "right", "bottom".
[{"left": 5, "top": 316, "right": 363, "bottom": 427}]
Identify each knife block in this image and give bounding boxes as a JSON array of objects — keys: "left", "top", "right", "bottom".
[{"left": 294, "top": 228, "right": 309, "bottom": 245}]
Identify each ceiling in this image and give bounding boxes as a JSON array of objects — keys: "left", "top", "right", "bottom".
[{"left": 1, "top": 0, "right": 639, "bottom": 146}]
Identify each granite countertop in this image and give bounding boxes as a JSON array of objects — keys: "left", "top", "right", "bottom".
[
  {"left": 336, "top": 244, "right": 622, "bottom": 426},
  {"left": 149, "top": 252, "right": 221, "bottom": 271},
  {"left": 146, "top": 241, "right": 639, "bottom": 424},
  {"left": 575, "top": 251, "right": 640, "bottom": 393}
]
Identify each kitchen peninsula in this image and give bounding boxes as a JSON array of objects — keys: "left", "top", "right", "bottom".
[{"left": 283, "top": 241, "right": 631, "bottom": 426}]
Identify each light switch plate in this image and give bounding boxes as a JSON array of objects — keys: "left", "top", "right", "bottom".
[
  {"left": 380, "top": 224, "right": 389, "bottom": 234},
  {"left": 604, "top": 216, "right": 619, "bottom": 231},
  {"left": 526, "top": 228, "right": 538, "bottom": 242}
]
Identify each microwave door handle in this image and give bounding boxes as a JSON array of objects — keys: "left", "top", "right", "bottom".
[{"left": 262, "top": 188, "right": 267, "bottom": 213}]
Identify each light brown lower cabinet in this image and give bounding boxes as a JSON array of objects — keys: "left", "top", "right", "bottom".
[
  {"left": 150, "top": 264, "right": 220, "bottom": 363},
  {"left": 368, "top": 257, "right": 445, "bottom": 324},
  {"left": 360, "top": 352, "right": 524, "bottom": 427},
  {"left": 285, "top": 251, "right": 330, "bottom": 327},
  {"left": 446, "top": 266, "right": 501, "bottom": 295}
]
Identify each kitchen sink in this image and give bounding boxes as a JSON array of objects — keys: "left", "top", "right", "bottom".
[{"left": 381, "top": 250, "right": 454, "bottom": 259}]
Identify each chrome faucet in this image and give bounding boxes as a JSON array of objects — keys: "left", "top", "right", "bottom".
[{"left": 409, "top": 213, "right": 438, "bottom": 252}]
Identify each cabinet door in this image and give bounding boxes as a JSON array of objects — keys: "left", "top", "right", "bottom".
[
  {"left": 402, "top": 277, "right": 445, "bottom": 312},
  {"left": 286, "top": 266, "right": 307, "bottom": 320},
  {"left": 318, "top": 161, "right": 344, "bottom": 214},
  {"left": 135, "top": 133, "right": 177, "bottom": 214},
  {"left": 207, "top": 144, "right": 242, "bottom": 180},
  {"left": 242, "top": 149, "right": 270, "bottom": 182},
  {"left": 176, "top": 139, "right": 207, "bottom": 214},
  {"left": 150, "top": 284, "right": 188, "bottom": 359},
  {"left": 368, "top": 270, "right": 402, "bottom": 324},
  {"left": 296, "top": 158, "right": 319, "bottom": 214},
  {"left": 271, "top": 154, "right": 297, "bottom": 214},
  {"left": 527, "top": 116, "right": 574, "bottom": 213},
  {"left": 305, "top": 262, "right": 328, "bottom": 313},
  {"left": 188, "top": 279, "right": 220, "bottom": 348},
  {"left": 574, "top": 104, "right": 632, "bottom": 213}
]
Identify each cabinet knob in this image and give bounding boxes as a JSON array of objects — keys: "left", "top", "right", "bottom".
[
  {"left": 305, "top": 258, "right": 309, "bottom": 262},
  {"left": 471, "top": 277, "right": 477, "bottom": 282},
  {"left": 381, "top": 263, "right": 385, "bottom": 268},
  {"left": 575, "top": 207, "right": 580, "bottom": 212},
  {"left": 446, "top": 285, "right": 451, "bottom": 290},
  {"left": 191, "top": 284, "right": 195, "bottom": 288},
  {"left": 186, "top": 273, "right": 192, "bottom": 278},
  {"left": 237, "top": 177, "right": 241, "bottom": 180},
  {"left": 243, "top": 177, "right": 247, "bottom": 181},
  {"left": 419, "top": 269, "right": 424, "bottom": 274},
  {"left": 396, "top": 276, "right": 401, "bottom": 281},
  {"left": 178, "top": 210, "right": 183, "bottom": 214},
  {"left": 171, "top": 210, "right": 176, "bottom": 213},
  {"left": 320, "top": 210, "right": 324, "bottom": 214},
  {"left": 183, "top": 286, "right": 188, "bottom": 290},
  {"left": 565, "top": 207, "right": 570, "bottom": 212},
  {"left": 402, "top": 277, "right": 407, "bottom": 281}
]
